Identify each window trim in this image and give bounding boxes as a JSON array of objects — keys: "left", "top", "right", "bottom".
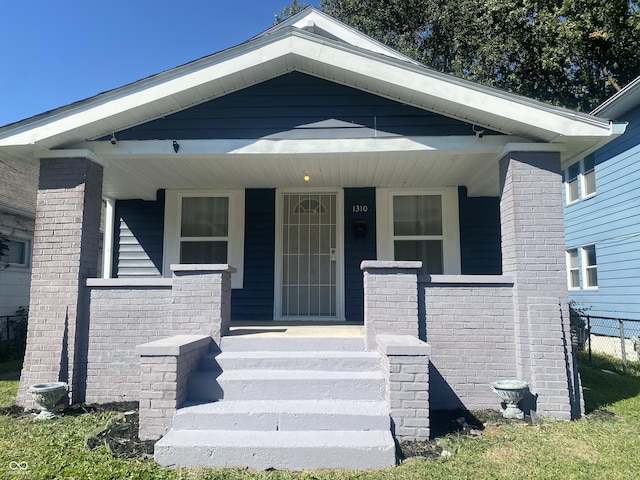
[
  {"left": 163, "top": 190, "right": 245, "bottom": 288},
  {"left": 375, "top": 188, "right": 461, "bottom": 274}
]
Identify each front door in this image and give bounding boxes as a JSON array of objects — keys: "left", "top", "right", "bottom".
[{"left": 275, "top": 191, "right": 343, "bottom": 319}]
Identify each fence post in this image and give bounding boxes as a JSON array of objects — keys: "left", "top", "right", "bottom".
[
  {"left": 587, "top": 316, "right": 592, "bottom": 363},
  {"left": 619, "top": 319, "right": 627, "bottom": 373}
]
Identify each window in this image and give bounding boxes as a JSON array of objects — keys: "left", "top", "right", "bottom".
[
  {"left": 0, "top": 237, "right": 30, "bottom": 268},
  {"left": 582, "top": 245, "right": 598, "bottom": 288},
  {"left": 376, "top": 188, "right": 461, "bottom": 275},
  {"left": 566, "top": 248, "right": 580, "bottom": 289},
  {"left": 565, "top": 163, "right": 579, "bottom": 204},
  {"left": 179, "top": 196, "right": 229, "bottom": 264},
  {"left": 393, "top": 195, "right": 444, "bottom": 274},
  {"left": 582, "top": 157, "right": 596, "bottom": 198},
  {"left": 565, "top": 157, "right": 596, "bottom": 204},
  {"left": 164, "top": 190, "right": 245, "bottom": 288}
]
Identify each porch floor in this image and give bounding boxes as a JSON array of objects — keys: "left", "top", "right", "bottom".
[{"left": 227, "top": 322, "right": 364, "bottom": 338}]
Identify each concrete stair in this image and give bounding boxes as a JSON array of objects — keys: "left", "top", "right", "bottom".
[{"left": 154, "top": 336, "right": 396, "bottom": 470}]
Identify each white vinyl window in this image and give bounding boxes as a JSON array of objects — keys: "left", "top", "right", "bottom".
[
  {"left": 566, "top": 248, "right": 580, "bottom": 289},
  {"left": 582, "top": 245, "right": 598, "bottom": 289},
  {"left": 0, "top": 237, "right": 30, "bottom": 268},
  {"left": 164, "top": 190, "right": 245, "bottom": 288},
  {"left": 376, "top": 188, "right": 461, "bottom": 275},
  {"left": 565, "top": 157, "right": 596, "bottom": 204}
]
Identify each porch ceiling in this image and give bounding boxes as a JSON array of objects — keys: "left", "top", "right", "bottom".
[{"left": 101, "top": 153, "right": 499, "bottom": 200}]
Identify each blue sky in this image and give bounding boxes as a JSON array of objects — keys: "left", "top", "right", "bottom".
[{"left": 0, "top": 0, "right": 321, "bottom": 127}]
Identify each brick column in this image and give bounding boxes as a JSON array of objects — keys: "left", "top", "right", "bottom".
[
  {"left": 18, "top": 156, "right": 103, "bottom": 408},
  {"left": 137, "top": 335, "right": 211, "bottom": 440},
  {"left": 377, "top": 334, "right": 430, "bottom": 441},
  {"left": 361, "top": 261, "right": 421, "bottom": 350},
  {"left": 499, "top": 151, "right": 578, "bottom": 419},
  {"left": 170, "top": 264, "right": 235, "bottom": 344}
]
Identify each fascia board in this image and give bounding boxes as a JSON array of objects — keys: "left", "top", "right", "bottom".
[{"left": 591, "top": 76, "right": 640, "bottom": 119}]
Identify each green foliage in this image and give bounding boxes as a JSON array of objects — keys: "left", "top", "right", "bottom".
[{"left": 320, "top": 0, "right": 640, "bottom": 110}]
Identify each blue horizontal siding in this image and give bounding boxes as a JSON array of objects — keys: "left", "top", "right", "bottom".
[
  {"left": 231, "top": 189, "right": 276, "bottom": 321},
  {"left": 565, "top": 103, "right": 640, "bottom": 319},
  {"left": 113, "top": 190, "right": 165, "bottom": 277},
  {"left": 458, "top": 187, "right": 502, "bottom": 275},
  {"left": 109, "top": 72, "right": 498, "bottom": 141}
]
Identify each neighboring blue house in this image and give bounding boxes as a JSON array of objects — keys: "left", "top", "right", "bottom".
[
  {"left": 0, "top": 7, "right": 627, "bottom": 470},
  {"left": 564, "top": 76, "right": 640, "bottom": 326}
]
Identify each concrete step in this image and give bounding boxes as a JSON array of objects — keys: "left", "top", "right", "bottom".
[
  {"left": 199, "top": 350, "right": 381, "bottom": 371},
  {"left": 174, "top": 400, "right": 390, "bottom": 431},
  {"left": 189, "top": 369, "right": 385, "bottom": 402},
  {"left": 154, "top": 429, "right": 396, "bottom": 470},
  {"left": 219, "top": 336, "right": 365, "bottom": 352}
]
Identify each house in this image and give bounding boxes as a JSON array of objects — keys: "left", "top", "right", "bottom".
[
  {"left": 0, "top": 7, "right": 626, "bottom": 470},
  {"left": 0, "top": 155, "right": 38, "bottom": 316},
  {"left": 564, "top": 76, "right": 640, "bottom": 333}
]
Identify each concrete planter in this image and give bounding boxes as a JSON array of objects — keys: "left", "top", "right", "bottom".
[
  {"left": 27, "top": 382, "right": 68, "bottom": 420},
  {"left": 489, "top": 380, "right": 530, "bottom": 419}
]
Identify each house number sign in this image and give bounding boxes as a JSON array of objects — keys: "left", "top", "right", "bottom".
[{"left": 352, "top": 204, "right": 369, "bottom": 213}]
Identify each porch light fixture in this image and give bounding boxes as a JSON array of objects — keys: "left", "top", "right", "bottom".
[
  {"left": 172, "top": 140, "right": 180, "bottom": 153},
  {"left": 303, "top": 171, "right": 310, "bottom": 182},
  {"left": 472, "top": 124, "right": 485, "bottom": 139},
  {"left": 110, "top": 133, "right": 117, "bottom": 145}
]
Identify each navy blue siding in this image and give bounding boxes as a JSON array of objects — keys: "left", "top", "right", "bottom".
[
  {"left": 231, "top": 189, "right": 276, "bottom": 321},
  {"left": 344, "top": 188, "right": 377, "bottom": 322},
  {"left": 113, "top": 190, "right": 165, "bottom": 277},
  {"left": 458, "top": 187, "right": 502, "bottom": 275},
  {"left": 110, "top": 72, "right": 497, "bottom": 140},
  {"left": 565, "top": 103, "right": 640, "bottom": 320}
]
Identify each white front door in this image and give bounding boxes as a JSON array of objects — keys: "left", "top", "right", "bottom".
[{"left": 275, "top": 191, "right": 344, "bottom": 319}]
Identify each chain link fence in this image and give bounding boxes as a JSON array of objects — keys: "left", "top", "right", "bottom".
[
  {"left": 0, "top": 313, "right": 28, "bottom": 362},
  {"left": 572, "top": 314, "right": 640, "bottom": 372}
]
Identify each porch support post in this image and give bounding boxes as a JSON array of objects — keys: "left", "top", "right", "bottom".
[
  {"left": 499, "top": 151, "right": 579, "bottom": 419},
  {"left": 360, "top": 261, "right": 421, "bottom": 350},
  {"left": 170, "top": 264, "right": 236, "bottom": 344},
  {"left": 17, "top": 156, "right": 103, "bottom": 408}
]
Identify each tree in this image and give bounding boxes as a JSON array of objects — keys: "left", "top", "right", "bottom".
[
  {"left": 275, "top": 0, "right": 312, "bottom": 24},
  {"left": 320, "top": 0, "right": 640, "bottom": 110}
]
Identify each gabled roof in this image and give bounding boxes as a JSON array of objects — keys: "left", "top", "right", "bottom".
[
  {"left": 0, "top": 6, "right": 625, "bottom": 171},
  {"left": 592, "top": 76, "right": 640, "bottom": 120}
]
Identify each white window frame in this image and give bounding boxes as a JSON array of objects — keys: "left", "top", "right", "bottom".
[
  {"left": 581, "top": 245, "right": 598, "bottom": 290},
  {"left": 566, "top": 248, "right": 580, "bottom": 290},
  {"left": 565, "top": 158, "right": 596, "bottom": 204},
  {"left": 376, "top": 188, "right": 461, "bottom": 274},
  {"left": 163, "top": 190, "right": 245, "bottom": 289},
  {"left": 0, "top": 234, "right": 31, "bottom": 269}
]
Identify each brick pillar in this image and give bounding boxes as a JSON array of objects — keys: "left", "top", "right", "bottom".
[
  {"left": 18, "top": 157, "right": 103, "bottom": 407},
  {"left": 499, "top": 151, "right": 578, "bottom": 419},
  {"left": 377, "top": 334, "right": 430, "bottom": 441},
  {"left": 170, "top": 264, "right": 235, "bottom": 344},
  {"left": 361, "top": 261, "right": 421, "bottom": 350}
]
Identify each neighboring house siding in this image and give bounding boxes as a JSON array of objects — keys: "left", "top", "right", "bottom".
[
  {"left": 231, "top": 189, "right": 276, "bottom": 321},
  {"left": 0, "top": 157, "right": 37, "bottom": 316},
  {"left": 458, "top": 187, "right": 502, "bottom": 275},
  {"left": 565, "top": 103, "right": 640, "bottom": 319},
  {"left": 110, "top": 72, "right": 498, "bottom": 140},
  {"left": 113, "top": 191, "right": 165, "bottom": 277},
  {"left": 344, "top": 188, "right": 377, "bottom": 321}
]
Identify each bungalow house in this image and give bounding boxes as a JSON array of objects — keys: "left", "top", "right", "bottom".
[
  {"left": 564, "top": 76, "right": 640, "bottom": 333},
  {"left": 0, "top": 8, "right": 626, "bottom": 470}
]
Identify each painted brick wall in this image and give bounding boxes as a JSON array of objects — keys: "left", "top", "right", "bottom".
[
  {"left": 85, "top": 286, "right": 173, "bottom": 403},
  {"left": 421, "top": 282, "right": 517, "bottom": 410}
]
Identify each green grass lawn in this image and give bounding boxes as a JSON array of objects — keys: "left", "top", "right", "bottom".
[{"left": 1, "top": 353, "right": 639, "bottom": 480}]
